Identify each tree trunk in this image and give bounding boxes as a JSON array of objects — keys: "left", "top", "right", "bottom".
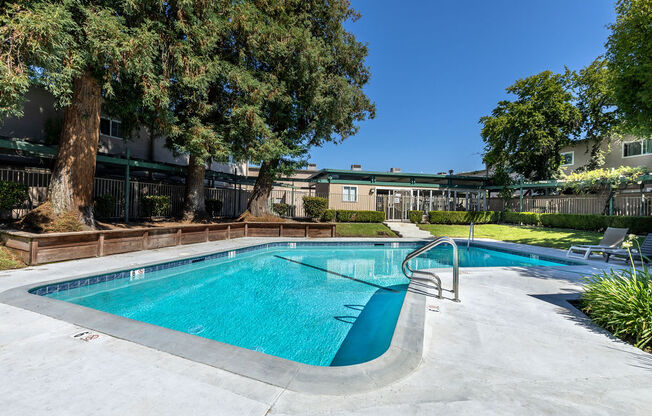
[
  {"left": 48, "top": 72, "right": 102, "bottom": 226},
  {"left": 183, "top": 154, "right": 207, "bottom": 221},
  {"left": 247, "top": 159, "right": 278, "bottom": 217}
]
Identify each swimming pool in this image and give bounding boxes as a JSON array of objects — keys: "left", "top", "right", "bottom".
[{"left": 33, "top": 241, "right": 574, "bottom": 367}]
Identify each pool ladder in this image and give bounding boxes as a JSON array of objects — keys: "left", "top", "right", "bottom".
[
  {"left": 401, "top": 237, "right": 460, "bottom": 302},
  {"left": 467, "top": 222, "right": 474, "bottom": 250}
]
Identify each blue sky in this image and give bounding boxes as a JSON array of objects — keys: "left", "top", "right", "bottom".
[{"left": 307, "top": 0, "right": 617, "bottom": 174}]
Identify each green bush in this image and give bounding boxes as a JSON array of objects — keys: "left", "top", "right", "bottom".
[
  {"left": 502, "top": 211, "right": 541, "bottom": 226},
  {"left": 93, "top": 194, "right": 116, "bottom": 218},
  {"left": 303, "top": 196, "right": 328, "bottom": 219},
  {"left": 0, "top": 181, "right": 28, "bottom": 210},
  {"left": 321, "top": 209, "right": 336, "bottom": 222},
  {"left": 607, "top": 216, "right": 652, "bottom": 235},
  {"left": 205, "top": 199, "right": 223, "bottom": 217},
  {"left": 143, "top": 195, "right": 171, "bottom": 217},
  {"left": 582, "top": 266, "right": 652, "bottom": 350},
  {"left": 273, "top": 202, "right": 291, "bottom": 217},
  {"left": 428, "top": 210, "right": 501, "bottom": 224},
  {"left": 501, "top": 211, "right": 652, "bottom": 234},
  {"left": 335, "top": 210, "right": 385, "bottom": 223},
  {"left": 409, "top": 210, "right": 424, "bottom": 223}
]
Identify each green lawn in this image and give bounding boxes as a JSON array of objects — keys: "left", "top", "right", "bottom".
[
  {"left": 418, "top": 224, "right": 604, "bottom": 250},
  {"left": 0, "top": 246, "right": 25, "bottom": 270},
  {"left": 336, "top": 223, "right": 397, "bottom": 238}
]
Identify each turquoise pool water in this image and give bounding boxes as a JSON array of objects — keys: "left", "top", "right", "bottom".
[{"left": 42, "top": 243, "right": 569, "bottom": 366}]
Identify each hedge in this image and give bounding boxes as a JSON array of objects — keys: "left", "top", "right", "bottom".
[
  {"left": 502, "top": 211, "right": 652, "bottom": 234},
  {"left": 303, "top": 196, "right": 328, "bottom": 219},
  {"left": 428, "top": 210, "right": 501, "bottom": 224},
  {"left": 321, "top": 209, "right": 336, "bottom": 222},
  {"left": 409, "top": 210, "right": 424, "bottom": 223},
  {"left": 335, "top": 210, "right": 385, "bottom": 223}
]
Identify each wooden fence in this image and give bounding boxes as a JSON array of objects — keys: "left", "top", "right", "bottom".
[{"left": 1, "top": 222, "right": 336, "bottom": 266}]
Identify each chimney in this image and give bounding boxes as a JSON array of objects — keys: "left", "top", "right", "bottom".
[
  {"left": 389, "top": 167, "right": 401, "bottom": 173},
  {"left": 350, "top": 164, "right": 362, "bottom": 171},
  {"left": 306, "top": 163, "right": 317, "bottom": 170}
]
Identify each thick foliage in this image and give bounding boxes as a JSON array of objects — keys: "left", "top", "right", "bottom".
[
  {"left": 143, "top": 195, "right": 171, "bottom": 218},
  {"left": 502, "top": 211, "right": 652, "bottom": 234},
  {"left": 303, "top": 196, "right": 329, "bottom": 219},
  {"left": 272, "top": 203, "right": 291, "bottom": 217},
  {"left": 480, "top": 71, "right": 581, "bottom": 180},
  {"left": 335, "top": 210, "right": 385, "bottom": 223},
  {"left": 607, "top": 0, "right": 652, "bottom": 134},
  {"left": 409, "top": 210, "right": 424, "bottom": 223},
  {"left": 582, "top": 265, "right": 652, "bottom": 350},
  {"left": 428, "top": 210, "right": 501, "bottom": 225},
  {"left": 321, "top": 209, "right": 336, "bottom": 222},
  {"left": 0, "top": 181, "right": 28, "bottom": 210},
  {"left": 93, "top": 194, "right": 115, "bottom": 218},
  {"left": 562, "top": 166, "right": 648, "bottom": 194}
]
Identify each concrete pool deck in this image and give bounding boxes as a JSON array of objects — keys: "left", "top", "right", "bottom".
[{"left": 0, "top": 237, "right": 651, "bottom": 415}]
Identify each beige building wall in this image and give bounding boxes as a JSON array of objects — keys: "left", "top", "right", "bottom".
[
  {"left": 560, "top": 136, "right": 652, "bottom": 174},
  {"left": 327, "top": 183, "right": 376, "bottom": 211}
]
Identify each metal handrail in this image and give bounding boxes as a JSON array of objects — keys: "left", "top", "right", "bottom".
[
  {"left": 401, "top": 236, "right": 460, "bottom": 302},
  {"left": 467, "top": 222, "right": 474, "bottom": 250}
]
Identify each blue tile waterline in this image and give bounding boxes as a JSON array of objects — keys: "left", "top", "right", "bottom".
[{"left": 33, "top": 241, "right": 579, "bottom": 366}]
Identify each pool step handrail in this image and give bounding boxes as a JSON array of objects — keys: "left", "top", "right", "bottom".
[
  {"left": 401, "top": 237, "right": 460, "bottom": 302},
  {"left": 467, "top": 222, "right": 474, "bottom": 251}
]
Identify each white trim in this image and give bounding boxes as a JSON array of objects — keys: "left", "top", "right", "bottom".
[
  {"left": 560, "top": 151, "right": 574, "bottom": 166},
  {"left": 341, "top": 185, "right": 358, "bottom": 203},
  {"left": 622, "top": 139, "right": 652, "bottom": 158},
  {"left": 100, "top": 117, "right": 123, "bottom": 139}
]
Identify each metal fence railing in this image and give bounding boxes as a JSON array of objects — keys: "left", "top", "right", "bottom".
[{"left": 1, "top": 167, "right": 650, "bottom": 220}]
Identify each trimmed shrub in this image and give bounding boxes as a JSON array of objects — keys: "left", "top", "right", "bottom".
[
  {"left": 428, "top": 210, "right": 500, "bottom": 224},
  {"left": 502, "top": 211, "right": 541, "bottom": 226},
  {"left": 303, "top": 196, "right": 328, "bottom": 219},
  {"left": 143, "top": 195, "right": 171, "bottom": 217},
  {"left": 93, "top": 194, "right": 116, "bottom": 218},
  {"left": 609, "top": 216, "right": 652, "bottom": 235},
  {"left": 272, "top": 202, "right": 291, "bottom": 217},
  {"left": 582, "top": 266, "right": 652, "bottom": 350},
  {"left": 205, "top": 199, "right": 223, "bottom": 217},
  {"left": 0, "top": 181, "right": 28, "bottom": 210},
  {"left": 540, "top": 213, "right": 606, "bottom": 231},
  {"left": 321, "top": 209, "right": 336, "bottom": 222},
  {"left": 336, "top": 210, "right": 385, "bottom": 223},
  {"left": 409, "top": 210, "right": 424, "bottom": 223},
  {"left": 501, "top": 211, "right": 652, "bottom": 234}
]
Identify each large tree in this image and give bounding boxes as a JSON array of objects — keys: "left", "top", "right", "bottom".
[
  {"left": 480, "top": 71, "right": 581, "bottom": 181},
  {"left": 569, "top": 58, "right": 621, "bottom": 170},
  {"left": 606, "top": 0, "right": 652, "bottom": 134},
  {"left": 0, "top": 1, "right": 161, "bottom": 226},
  {"left": 219, "top": 0, "right": 375, "bottom": 216}
]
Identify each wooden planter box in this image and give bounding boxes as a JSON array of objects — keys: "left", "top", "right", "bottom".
[{"left": 1, "top": 222, "right": 336, "bottom": 266}]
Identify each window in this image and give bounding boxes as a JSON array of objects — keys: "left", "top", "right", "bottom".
[
  {"left": 342, "top": 186, "right": 358, "bottom": 202},
  {"left": 623, "top": 138, "right": 652, "bottom": 158},
  {"left": 100, "top": 117, "right": 123, "bottom": 139},
  {"left": 560, "top": 151, "right": 574, "bottom": 166}
]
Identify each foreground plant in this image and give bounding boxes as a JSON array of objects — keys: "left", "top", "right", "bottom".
[{"left": 582, "top": 242, "right": 652, "bottom": 350}]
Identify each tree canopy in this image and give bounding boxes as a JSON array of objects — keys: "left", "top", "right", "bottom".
[
  {"left": 606, "top": 0, "right": 652, "bottom": 134},
  {"left": 480, "top": 71, "right": 581, "bottom": 181},
  {"left": 569, "top": 58, "right": 621, "bottom": 170}
]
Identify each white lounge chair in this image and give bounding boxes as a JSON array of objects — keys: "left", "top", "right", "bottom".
[{"left": 566, "top": 227, "right": 629, "bottom": 260}]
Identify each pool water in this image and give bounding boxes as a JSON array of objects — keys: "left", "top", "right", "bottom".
[{"left": 43, "top": 243, "right": 569, "bottom": 366}]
